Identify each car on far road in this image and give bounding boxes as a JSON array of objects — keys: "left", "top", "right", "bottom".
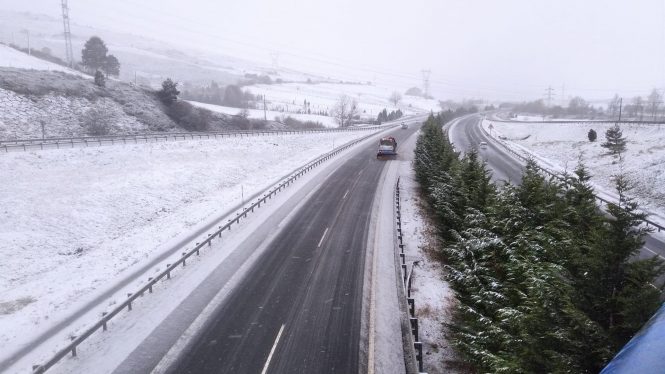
[
  {"left": 479, "top": 141, "right": 488, "bottom": 149},
  {"left": 401, "top": 122, "right": 408, "bottom": 129}
]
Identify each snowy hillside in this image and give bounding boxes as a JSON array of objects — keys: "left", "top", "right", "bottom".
[
  {"left": 190, "top": 101, "right": 339, "bottom": 128},
  {"left": 0, "top": 67, "right": 185, "bottom": 139},
  {"left": 483, "top": 119, "right": 665, "bottom": 223},
  {"left": 0, "top": 44, "right": 85, "bottom": 76}
]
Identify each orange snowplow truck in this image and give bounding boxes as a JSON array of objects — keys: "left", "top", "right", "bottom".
[{"left": 376, "top": 136, "right": 397, "bottom": 159}]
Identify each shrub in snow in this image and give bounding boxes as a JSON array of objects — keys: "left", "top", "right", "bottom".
[
  {"left": 94, "top": 70, "right": 106, "bottom": 87},
  {"left": 588, "top": 129, "right": 597, "bottom": 142},
  {"left": 601, "top": 124, "right": 627, "bottom": 155},
  {"left": 82, "top": 107, "right": 112, "bottom": 135},
  {"left": 167, "top": 101, "right": 210, "bottom": 131},
  {"left": 158, "top": 78, "right": 180, "bottom": 106}
]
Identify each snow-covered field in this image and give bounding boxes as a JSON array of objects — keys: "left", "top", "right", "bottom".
[
  {"left": 0, "top": 130, "right": 374, "bottom": 355},
  {"left": 482, "top": 119, "right": 665, "bottom": 224},
  {"left": 246, "top": 82, "right": 441, "bottom": 121},
  {"left": 189, "top": 101, "right": 339, "bottom": 127}
]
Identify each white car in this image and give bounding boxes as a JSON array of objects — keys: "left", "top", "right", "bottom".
[
  {"left": 479, "top": 141, "right": 488, "bottom": 149},
  {"left": 401, "top": 123, "right": 408, "bottom": 129}
]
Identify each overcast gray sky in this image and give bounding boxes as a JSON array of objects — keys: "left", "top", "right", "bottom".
[{"left": 2, "top": 0, "right": 665, "bottom": 101}]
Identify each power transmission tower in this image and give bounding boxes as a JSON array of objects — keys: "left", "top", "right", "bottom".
[
  {"left": 544, "top": 86, "right": 555, "bottom": 107},
  {"left": 61, "top": 0, "right": 74, "bottom": 67},
  {"left": 421, "top": 69, "right": 431, "bottom": 98}
]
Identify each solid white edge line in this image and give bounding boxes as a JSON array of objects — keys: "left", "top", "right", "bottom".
[
  {"left": 644, "top": 246, "right": 665, "bottom": 260},
  {"left": 343, "top": 189, "right": 350, "bottom": 199},
  {"left": 317, "top": 227, "right": 329, "bottom": 248},
  {"left": 261, "top": 324, "right": 285, "bottom": 374}
]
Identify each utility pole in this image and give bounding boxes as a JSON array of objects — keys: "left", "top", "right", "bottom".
[
  {"left": 61, "top": 0, "right": 74, "bottom": 67},
  {"left": 618, "top": 97, "right": 623, "bottom": 122},
  {"left": 263, "top": 95, "right": 267, "bottom": 121},
  {"left": 25, "top": 30, "right": 30, "bottom": 55},
  {"left": 544, "top": 86, "right": 555, "bottom": 107},
  {"left": 421, "top": 69, "right": 431, "bottom": 99}
]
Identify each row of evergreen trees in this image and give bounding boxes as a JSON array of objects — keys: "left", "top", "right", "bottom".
[
  {"left": 180, "top": 81, "right": 258, "bottom": 108},
  {"left": 414, "top": 114, "right": 664, "bottom": 372},
  {"left": 376, "top": 108, "right": 403, "bottom": 124}
]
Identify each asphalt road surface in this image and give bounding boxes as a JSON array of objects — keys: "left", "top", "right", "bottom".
[{"left": 155, "top": 123, "right": 420, "bottom": 374}]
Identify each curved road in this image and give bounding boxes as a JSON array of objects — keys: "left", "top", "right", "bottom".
[{"left": 448, "top": 114, "right": 665, "bottom": 271}]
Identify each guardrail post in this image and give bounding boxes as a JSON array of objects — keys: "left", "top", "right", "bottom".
[
  {"left": 410, "top": 317, "right": 419, "bottom": 341},
  {"left": 402, "top": 264, "right": 407, "bottom": 283},
  {"left": 102, "top": 312, "right": 108, "bottom": 330},
  {"left": 218, "top": 226, "right": 222, "bottom": 237},
  {"left": 166, "top": 265, "right": 171, "bottom": 279},
  {"left": 408, "top": 297, "right": 415, "bottom": 316},
  {"left": 148, "top": 278, "right": 153, "bottom": 293},
  {"left": 127, "top": 293, "right": 133, "bottom": 311},
  {"left": 414, "top": 341, "right": 424, "bottom": 372},
  {"left": 182, "top": 252, "right": 187, "bottom": 266},
  {"left": 208, "top": 234, "right": 212, "bottom": 245}
]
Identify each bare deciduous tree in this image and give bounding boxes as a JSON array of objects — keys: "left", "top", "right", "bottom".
[
  {"left": 389, "top": 91, "right": 402, "bottom": 107},
  {"left": 331, "top": 94, "right": 358, "bottom": 127}
]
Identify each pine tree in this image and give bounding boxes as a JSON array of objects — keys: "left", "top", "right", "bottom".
[
  {"left": 588, "top": 129, "right": 597, "bottom": 142},
  {"left": 601, "top": 124, "right": 627, "bottom": 155},
  {"left": 459, "top": 150, "right": 495, "bottom": 211},
  {"left": 597, "top": 173, "right": 665, "bottom": 348},
  {"left": 103, "top": 54, "right": 120, "bottom": 77},
  {"left": 81, "top": 36, "right": 108, "bottom": 72}
]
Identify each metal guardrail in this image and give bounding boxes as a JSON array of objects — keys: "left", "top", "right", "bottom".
[
  {"left": 0, "top": 126, "right": 387, "bottom": 153},
  {"left": 395, "top": 177, "right": 426, "bottom": 374},
  {"left": 30, "top": 125, "right": 396, "bottom": 373},
  {"left": 479, "top": 120, "right": 665, "bottom": 233},
  {"left": 490, "top": 118, "right": 665, "bottom": 125}
]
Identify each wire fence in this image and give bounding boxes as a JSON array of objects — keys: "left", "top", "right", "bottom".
[{"left": 1, "top": 125, "right": 387, "bottom": 153}]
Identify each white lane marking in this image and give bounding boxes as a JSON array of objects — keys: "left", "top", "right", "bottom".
[
  {"left": 343, "top": 189, "right": 350, "bottom": 199},
  {"left": 644, "top": 246, "right": 665, "bottom": 260},
  {"left": 317, "top": 227, "right": 329, "bottom": 248},
  {"left": 261, "top": 324, "right": 285, "bottom": 374},
  {"left": 358, "top": 169, "right": 364, "bottom": 176}
]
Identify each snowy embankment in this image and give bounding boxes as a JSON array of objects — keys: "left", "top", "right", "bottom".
[
  {"left": 396, "top": 134, "right": 461, "bottom": 373},
  {"left": 482, "top": 119, "right": 665, "bottom": 224},
  {"left": 0, "top": 44, "right": 86, "bottom": 77},
  {"left": 0, "top": 130, "right": 371, "bottom": 354},
  {"left": 189, "top": 101, "right": 339, "bottom": 127}
]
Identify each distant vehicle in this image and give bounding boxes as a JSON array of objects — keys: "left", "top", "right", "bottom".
[
  {"left": 377, "top": 136, "right": 397, "bottom": 159},
  {"left": 479, "top": 141, "right": 488, "bottom": 149},
  {"left": 401, "top": 122, "right": 408, "bottom": 129}
]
